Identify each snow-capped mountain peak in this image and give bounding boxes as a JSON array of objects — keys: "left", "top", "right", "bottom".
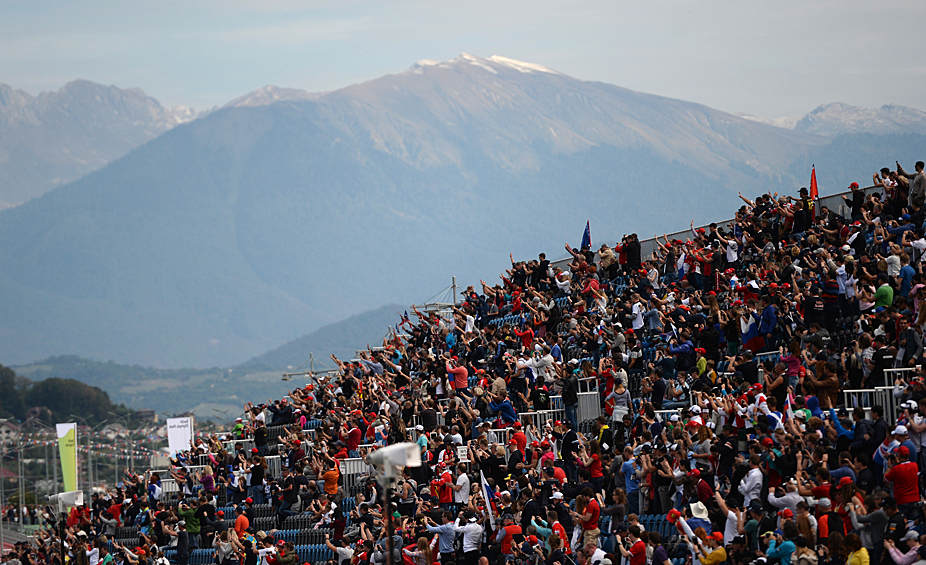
[{"left": 737, "top": 102, "right": 926, "bottom": 136}]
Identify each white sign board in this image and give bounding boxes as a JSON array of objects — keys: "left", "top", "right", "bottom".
[
  {"left": 456, "top": 445, "right": 469, "bottom": 463},
  {"left": 166, "top": 417, "right": 194, "bottom": 456}
]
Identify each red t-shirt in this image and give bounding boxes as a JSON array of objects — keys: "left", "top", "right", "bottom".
[
  {"left": 346, "top": 427, "right": 361, "bottom": 451},
  {"left": 885, "top": 461, "right": 920, "bottom": 504},
  {"left": 553, "top": 467, "right": 567, "bottom": 485},
  {"left": 512, "top": 431, "right": 527, "bottom": 454},
  {"left": 810, "top": 484, "right": 830, "bottom": 499},
  {"left": 586, "top": 454, "right": 603, "bottom": 478},
  {"left": 583, "top": 499, "right": 600, "bottom": 530},
  {"left": 440, "top": 471, "right": 453, "bottom": 504},
  {"left": 628, "top": 539, "right": 647, "bottom": 565},
  {"left": 107, "top": 503, "right": 123, "bottom": 526},
  {"left": 552, "top": 522, "right": 571, "bottom": 554}
]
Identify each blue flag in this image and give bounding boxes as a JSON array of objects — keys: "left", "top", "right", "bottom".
[{"left": 581, "top": 221, "right": 591, "bottom": 249}]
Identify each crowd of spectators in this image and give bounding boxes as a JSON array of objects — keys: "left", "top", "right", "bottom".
[{"left": 6, "top": 160, "right": 926, "bottom": 565}]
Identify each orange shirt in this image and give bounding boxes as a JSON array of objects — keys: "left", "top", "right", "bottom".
[
  {"left": 322, "top": 468, "right": 340, "bottom": 495},
  {"left": 234, "top": 514, "right": 249, "bottom": 537}
]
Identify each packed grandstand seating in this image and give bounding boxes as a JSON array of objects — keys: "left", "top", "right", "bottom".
[{"left": 7, "top": 160, "right": 926, "bottom": 565}]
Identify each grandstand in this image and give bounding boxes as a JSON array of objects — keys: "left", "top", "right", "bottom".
[{"left": 15, "top": 162, "right": 926, "bottom": 565}]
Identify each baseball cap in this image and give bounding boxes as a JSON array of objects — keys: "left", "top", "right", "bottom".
[
  {"left": 415, "top": 424, "right": 424, "bottom": 431},
  {"left": 816, "top": 498, "right": 832, "bottom": 508},
  {"left": 893, "top": 425, "right": 909, "bottom": 435},
  {"left": 778, "top": 509, "right": 793, "bottom": 519},
  {"left": 710, "top": 532, "right": 724, "bottom": 541},
  {"left": 245, "top": 497, "right": 254, "bottom": 504},
  {"left": 902, "top": 531, "right": 919, "bottom": 542},
  {"left": 551, "top": 492, "right": 563, "bottom": 500}
]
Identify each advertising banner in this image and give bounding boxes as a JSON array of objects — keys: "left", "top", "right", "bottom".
[
  {"left": 166, "top": 417, "right": 194, "bottom": 455},
  {"left": 56, "top": 423, "right": 78, "bottom": 492}
]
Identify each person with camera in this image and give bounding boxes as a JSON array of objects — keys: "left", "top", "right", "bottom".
[
  {"left": 762, "top": 523, "right": 797, "bottom": 565},
  {"left": 451, "top": 510, "right": 484, "bottom": 565},
  {"left": 614, "top": 524, "right": 646, "bottom": 565}
]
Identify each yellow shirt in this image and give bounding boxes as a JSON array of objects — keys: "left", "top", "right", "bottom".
[
  {"left": 701, "top": 546, "right": 727, "bottom": 565},
  {"left": 848, "top": 549, "right": 870, "bottom": 565}
]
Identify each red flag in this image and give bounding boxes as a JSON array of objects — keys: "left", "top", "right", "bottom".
[{"left": 809, "top": 165, "right": 818, "bottom": 219}]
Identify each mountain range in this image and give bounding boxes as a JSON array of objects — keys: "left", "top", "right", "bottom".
[
  {"left": 737, "top": 102, "right": 926, "bottom": 136},
  {"left": 1, "top": 53, "right": 926, "bottom": 371},
  {"left": 12, "top": 303, "right": 401, "bottom": 417},
  {"left": 0, "top": 80, "right": 196, "bottom": 208}
]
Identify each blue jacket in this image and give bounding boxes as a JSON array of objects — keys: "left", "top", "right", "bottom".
[
  {"left": 829, "top": 408, "right": 855, "bottom": 439},
  {"left": 488, "top": 399, "right": 518, "bottom": 423},
  {"left": 759, "top": 305, "right": 778, "bottom": 335}
]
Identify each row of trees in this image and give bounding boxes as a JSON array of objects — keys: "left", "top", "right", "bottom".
[{"left": 0, "top": 364, "right": 134, "bottom": 426}]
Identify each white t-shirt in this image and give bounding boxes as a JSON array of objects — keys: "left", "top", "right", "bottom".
[
  {"left": 631, "top": 302, "right": 645, "bottom": 330},
  {"left": 258, "top": 547, "right": 277, "bottom": 565},
  {"left": 726, "top": 241, "right": 738, "bottom": 263},
  {"left": 886, "top": 255, "right": 901, "bottom": 277},
  {"left": 723, "top": 510, "right": 738, "bottom": 546},
  {"left": 912, "top": 238, "right": 926, "bottom": 262},
  {"left": 335, "top": 547, "right": 355, "bottom": 564},
  {"left": 464, "top": 315, "right": 475, "bottom": 334},
  {"left": 912, "top": 413, "right": 926, "bottom": 449},
  {"left": 454, "top": 473, "right": 471, "bottom": 503}
]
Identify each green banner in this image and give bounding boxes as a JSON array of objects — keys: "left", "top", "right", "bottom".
[{"left": 56, "top": 423, "right": 78, "bottom": 493}]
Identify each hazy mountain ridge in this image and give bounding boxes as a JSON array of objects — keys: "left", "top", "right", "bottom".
[
  {"left": 12, "top": 303, "right": 402, "bottom": 417},
  {"left": 0, "top": 79, "right": 196, "bottom": 207},
  {"left": 737, "top": 102, "right": 926, "bottom": 136},
  {"left": 0, "top": 54, "right": 924, "bottom": 369}
]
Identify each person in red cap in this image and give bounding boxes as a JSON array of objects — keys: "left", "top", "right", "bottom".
[
  {"left": 687, "top": 468, "right": 713, "bottom": 503},
  {"left": 287, "top": 439, "right": 305, "bottom": 471},
  {"left": 843, "top": 180, "right": 864, "bottom": 221},
  {"left": 430, "top": 462, "right": 454, "bottom": 508},
  {"left": 340, "top": 415, "right": 362, "bottom": 457},
  {"left": 510, "top": 422, "right": 527, "bottom": 453},
  {"left": 692, "top": 531, "right": 726, "bottom": 565},
  {"left": 884, "top": 445, "right": 919, "bottom": 509}
]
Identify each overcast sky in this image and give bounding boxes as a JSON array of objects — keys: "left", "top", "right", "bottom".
[{"left": 3, "top": 0, "right": 924, "bottom": 118}]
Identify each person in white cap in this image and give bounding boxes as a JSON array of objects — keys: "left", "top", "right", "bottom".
[
  {"left": 891, "top": 425, "right": 919, "bottom": 460},
  {"left": 885, "top": 530, "right": 922, "bottom": 565}
]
